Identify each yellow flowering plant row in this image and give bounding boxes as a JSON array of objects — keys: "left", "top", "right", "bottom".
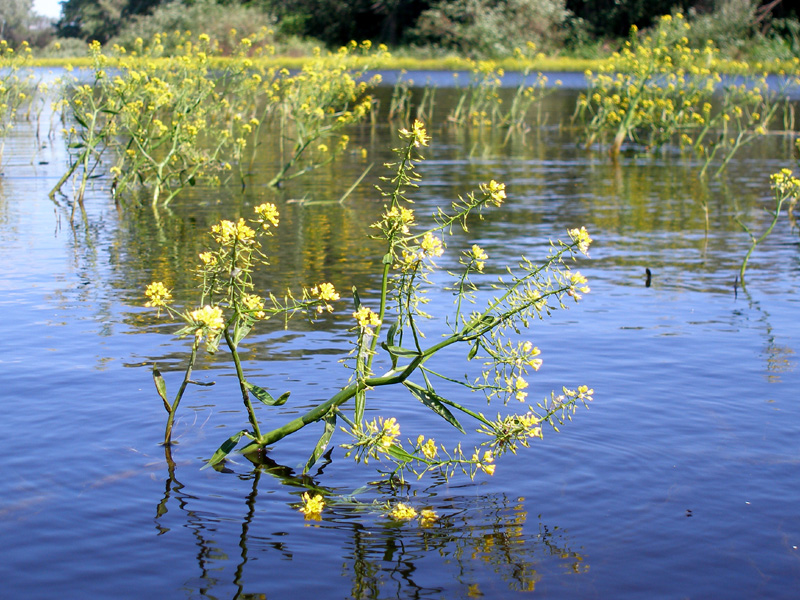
[
  {"left": 0, "top": 41, "right": 34, "bottom": 160},
  {"left": 575, "top": 13, "right": 795, "bottom": 173},
  {"left": 51, "top": 32, "right": 387, "bottom": 209},
  {"left": 448, "top": 47, "right": 561, "bottom": 132},
  {"left": 143, "top": 121, "right": 593, "bottom": 482}
]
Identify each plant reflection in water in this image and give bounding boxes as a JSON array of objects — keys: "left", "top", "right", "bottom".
[{"left": 156, "top": 448, "right": 587, "bottom": 598}]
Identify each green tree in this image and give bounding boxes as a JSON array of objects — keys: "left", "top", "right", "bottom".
[{"left": 58, "top": 0, "right": 161, "bottom": 42}]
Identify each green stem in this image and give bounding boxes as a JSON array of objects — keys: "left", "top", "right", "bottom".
[
  {"left": 164, "top": 339, "right": 200, "bottom": 445},
  {"left": 224, "top": 328, "right": 263, "bottom": 440}
]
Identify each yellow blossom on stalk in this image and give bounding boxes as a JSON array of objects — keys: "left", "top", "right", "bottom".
[
  {"left": 242, "top": 294, "right": 266, "bottom": 319},
  {"left": 420, "top": 232, "right": 444, "bottom": 258},
  {"left": 568, "top": 226, "right": 592, "bottom": 255},
  {"left": 514, "top": 376, "right": 529, "bottom": 401},
  {"left": 481, "top": 180, "right": 506, "bottom": 206},
  {"left": 399, "top": 119, "right": 430, "bottom": 147},
  {"left": 369, "top": 416, "right": 400, "bottom": 448},
  {"left": 299, "top": 492, "right": 325, "bottom": 520},
  {"left": 312, "top": 282, "right": 340, "bottom": 302},
  {"left": 471, "top": 449, "right": 496, "bottom": 476},
  {"left": 568, "top": 271, "right": 590, "bottom": 299},
  {"left": 389, "top": 503, "right": 417, "bottom": 520},
  {"left": 469, "top": 244, "right": 488, "bottom": 271},
  {"left": 254, "top": 202, "right": 279, "bottom": 230},
  {"left": 521, "top": 341, "right": 543, "bottom": 371},
  {"left": 421, "top": 437, "right": 437, "bottom": 460},
  {"left": 144, "top": 281, "right": 172, "bottom": 309},
  {"left": 198, "top": 252, "right": 217, "bottom": 266},
  {"left": 189, "top": 305, "right": 224, "bottom": 335},
  {"left": 353, "top": 306, "right": 381, "bottom": 329},
  {"left": 211, "top": 219, "right": 255, "bottom": 245}
]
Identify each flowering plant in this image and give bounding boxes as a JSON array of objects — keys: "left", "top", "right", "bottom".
[{"left": 144, "top": 121, "right": 593, "bottom": 481}]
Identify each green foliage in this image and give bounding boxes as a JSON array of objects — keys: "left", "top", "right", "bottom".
[
  {"left": 410, "top": 0, "right": 572, "bottom": 58},
  {"left": 264, "top": 0, "right": 431, "bottom": 47}
]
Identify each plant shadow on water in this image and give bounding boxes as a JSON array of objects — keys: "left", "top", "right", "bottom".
[{"left": 156, "top": 447, "right": 587, "bottom": 599}]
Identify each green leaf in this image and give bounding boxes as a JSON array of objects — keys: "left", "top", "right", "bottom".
[
  {"left": 202, "top": 430, "right": 247, "bottom": 469},
  {"left": 383, "top": 344, "right": 422, "bottom": 358},
  {"left": 382, "top": 253, "right": 393, "bottom": 265},
  {"left": 152, "top": 364, "right": 169, "bottom": 413},
  {"left": 467, "top": 343, "right": 479, "bottom": 361},
  {"left": 232, "top": 320, "right": 253, "bottom": 347},
  {"left": 386, "top": 320, "right": 399, "bottom": 347},
  {"left": 386, "top": 443, "right": 415, "bottom": 463},
  {"left": 352, "top": 286, "right": 361, "bottom": 310},
  {"left": 303, "top": 411, "right": 337, "bottom": 474},
  {"left": 246, "top": 381, "right": 290, "bottom": 406},
  {"left": 404, "top": 382, "right": 466, "bottom": 433}
]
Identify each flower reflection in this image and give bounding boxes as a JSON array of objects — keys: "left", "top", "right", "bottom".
[{"left": 155, "top": 450, "right": 587, "bottom": 598}]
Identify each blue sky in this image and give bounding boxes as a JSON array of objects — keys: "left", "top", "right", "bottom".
[{"left": 33, "top": 0, "right": 62, "bottom": 19}]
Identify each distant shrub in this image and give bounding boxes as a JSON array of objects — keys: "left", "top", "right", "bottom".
[
  {"left": 409, "top": 0, "right": 573, "bottom": 58},
  {"left": 111, "top": 0, "right": 314, "bottom": 55}
]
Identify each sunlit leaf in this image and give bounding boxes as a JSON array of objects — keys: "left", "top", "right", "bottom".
[
  {"left": 404, "top": 381, "right": 465, "bottom": 433},
  {"left": 303, "top": 411, "right": 336, "bottom": 474},
  {"left": 202, "top": 430, "right": 247, "bottom": 469},
  {"left": 246, "top": 381, "right": 290, "bottom": 406},
  {"left": 152, "top": 364, "right": 170, "bottom": 413}
]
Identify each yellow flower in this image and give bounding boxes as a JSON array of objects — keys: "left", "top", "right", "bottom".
[
  {"left": 417, "top": 435, "right": 438, "bottom": 460},
  {"left": 254, "top": 203, "right": 279, "bottom": 229},
  {"left": 189, "top": 305, "right": 224, "bottom": 333},
  {"left": 312, "top": 282, "right": 340, "bottom": 302},
  {"left": 242, "top": 294, "right": 266, "bottom": 319},
  {"left": 144, "top": 281, "right": 172, "bottom": 309},
  {"left": 369, "top": 416, "right": 400, "bottom": 448},
  {"left": 514, "top": 376, "right": 529, "bottom": 401},
  {"left": 211, "top": 219, "right": 255, "bottom": 245},
  {"left": 469, "top": 244, "right": 488, "bottom": 271},
  {"left": 399, "top": 119, "right": 430, "bottom": 147},
  {"left": 299, "top": 492, "right": 325, "bottom": 520},
  {"left": 481, "top": 180, "right": 506, "bottom": 206},
  {"left": 198, "top": 252, "right": 217, "bottom": 266},
  {"left": 567, "top": 226, "right": 592, "bottom": 255},
  {"left": 389, "top": 503, "right": 417, "bottom": 520},
  {"left": 353, "top": 306, "right": 381, "bottom": 329},
  {"left": 420, "top": 232, "right": 444, "bottom": 258}
]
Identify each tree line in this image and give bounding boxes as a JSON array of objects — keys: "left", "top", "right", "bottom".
[{"left": 2, "top": 0, "right": 799, "bottom": 58}]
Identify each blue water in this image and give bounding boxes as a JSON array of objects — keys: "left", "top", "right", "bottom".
[{"left": 0, "top": 83, "right": 798, "bottom": 599}]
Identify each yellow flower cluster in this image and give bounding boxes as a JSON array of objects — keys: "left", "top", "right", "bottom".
[
  {"left": 211, "top": 218, "right": 255, "bottom": 246},
  {"left": 416, "top": 435, "right": 438, "bottom": 460},
  {"left": 241, "top": 294, "right": 266, "bottom": 319},
  {"left": 299, "top": 492, "right": 325, "bottom": 520},
  {"left": 144, "top": 281, "right": 172, "bottom": 309},
  {"left": 481, "top": 180, "right": 506, "bottom": 206},
  {"left": 353, "top": 306, "right": 381, "bottom": 329},
  {"left": 468, "top": 244, "right": 488, "bottom": 272},
  {"left": 568, "top": 226, "right": 592, "bottom": 256},
  {"left": 567, "top": 271, "right": 590, "bottom": 300},
  {"left": 399, "top": 119, "right": 430, "bottom": 148},
  {"left": 471, "top": 450, "right": 496, "bottom": 476},
  {"left": 254, "top": 202, "right": 279, "bottom": 230},
  {"left": 366, "top": 416, "right": 401, "bottom": 449},
  {"left": 189, "top": 305, "right": 224, "bottom": 336},
  {"left": 310, "top": 282, "right": 339, "bottom": 313}
]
